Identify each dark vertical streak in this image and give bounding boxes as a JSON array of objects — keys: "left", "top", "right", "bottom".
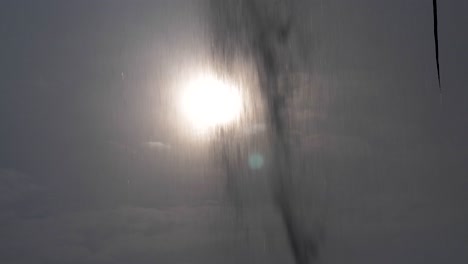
[
  {"left": 209, "top": 1, "right": 321, "bottom": 263},
  {"left": 433, "top": 0, "right": 441, "bottom": 93}
]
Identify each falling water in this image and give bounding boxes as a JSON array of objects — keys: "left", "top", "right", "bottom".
[{"left": 208, "top": 1, "right": 324, "bottom": 263}]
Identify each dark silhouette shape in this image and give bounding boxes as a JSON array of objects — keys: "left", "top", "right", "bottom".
[
  {"left": 433, "top": 0, "right": 441, "bottom": 93},
  {"left": 209, "top": 1, "right": 322, "bottom": 263}
]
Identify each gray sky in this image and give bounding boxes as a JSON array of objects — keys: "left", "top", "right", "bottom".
[{"left": 0, "top": 0, "right": 467, "bottom": 263}]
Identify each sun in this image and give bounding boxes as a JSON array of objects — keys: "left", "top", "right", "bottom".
[{"left": 180, "top": 73, "right": 243, "bottom": 133}]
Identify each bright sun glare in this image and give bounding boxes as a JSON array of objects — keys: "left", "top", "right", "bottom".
[{"left": 180, "top": 73, "right": 242, "bottom": 133}]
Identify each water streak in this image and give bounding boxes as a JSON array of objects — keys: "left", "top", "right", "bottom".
[{"left": 208, "top": 1, "right": 322, "bottom": 263}]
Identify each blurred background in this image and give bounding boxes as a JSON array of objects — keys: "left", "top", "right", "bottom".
[{"left": 0, "top": 0, "right": 467, "bottom": 263}]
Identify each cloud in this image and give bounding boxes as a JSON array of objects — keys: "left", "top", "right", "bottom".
[
  {"left": 145, "top": 141, "right": 172, "bottom": 151},
  {"left": 0, "top": 169, "right": 49, "bottom": 222},
  {"left": 0, "top": 203, "right": 249, "bottom": 264},
  {"left": 0, "top": 169, "right": 262, "bottom": 264},
  {"left": 0, "top": 168, "right": 302, "bottom": 264},
  {"left": 0, "top": 169, "right": 44, "bottom": 204}
]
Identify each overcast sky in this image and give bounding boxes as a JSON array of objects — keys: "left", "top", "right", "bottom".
[{"left": 0, "top": 0, "right": 467, "bottom": 263}]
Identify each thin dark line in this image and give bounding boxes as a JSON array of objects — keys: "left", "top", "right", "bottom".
[{"left": 433, "top": 0, "right": 441, "bottom": 93}]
